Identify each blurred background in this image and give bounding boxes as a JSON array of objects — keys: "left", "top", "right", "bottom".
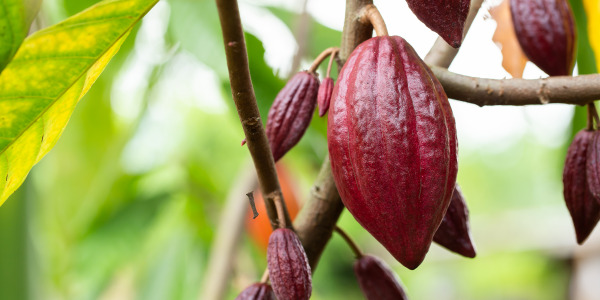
[{"left": 0, "top": 0, "right": 599, "bottom": 299}]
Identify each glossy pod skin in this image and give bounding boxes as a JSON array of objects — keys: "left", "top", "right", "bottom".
[
  {"left": 563, "top": 130, "right": 600, "bottom": 244},
  {"left": 586, "top": 131, "right": 600, "bottom": 203},
  {"left": 354, "top": 255, "right": 409, "bottom": 300},
  {"left": 265, "top": 71, "right": 319, "bottom": 162},
  {"left": 267, "top": 228, "right": 312, "bottom": 300},
  {"left": 433, "top": 184, "right": 476, "bottom": 258},
  {"left": 510, "top": 0, "right": 576, "bottom": 76},
  {"left": 318, "top": 77, "right": 334, "bottom": 117},
  {"left": 328, "top": 36, "right": 458, "bottom": 269},
  {"left": 235, "top": 283, "right": 276, "bottom": 300},
  {"left": 406, "top": 0, "right": 470, "bottom": 48}
]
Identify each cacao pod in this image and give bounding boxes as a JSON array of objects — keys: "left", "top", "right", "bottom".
[
  {"left": 563, "top": 129, "right": 600, "bottom": 244},
  {"left": 267, "top": 228, "right": 312, "bottom": 300},
  {"left": 406, "top": 0, "right": 470, "bottom": 48},
  {"left": 354, "top": 255, "right": 409, "bottom": 300},
  {"left": 318, "top": 77, "right": 334, "bottom": 117},
  {"left": 328, "top": 35, "right": 457, "bottom": 269},
  {"left": 587, "top": 131, "right": 600, "bottom": 203},
  {"left": 265, "top": 71, "right": 319, "bottom": 162},
  {"left": 433, "top": 184, "right": 476, "bottom": 258},
  {"left": 510, "top": 0, "right": 576, "bottom": 76},
  {"left": 235, "top": 283, "right": 276, "bottom": 300}
]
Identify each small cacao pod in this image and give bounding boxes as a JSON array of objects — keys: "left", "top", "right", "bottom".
[
  {"left": 317, "top": 77, "right": 334, "bottom": 117},
  {"left": 510, "top": 0, "right": 576, "bottom": 76},
  {"left": 563, "top": 129, "right": 600, "bottom": 244},
  {"left": 433, "top": 184, "right": 476, "bottom": 258},
  {"left": 405, "top": 0, "right": 470, "bottom": 48},
  {"left": 265, "top": 71, "right": 319, "bottom": 162},
  {"left": 328, "top": 36, "right": 458, "bottom": 269},
  {"left": 267, "top": 228, "right": 312, "bottom": 300},
  {"left": 235, "top": 283, "right": 276, "bottom": 300},
  {"left": 354, "top": 255, "right": 409, "bottom": 300},
  {"left": 587, "top": 131, "right": 600, "bottom": 203}
]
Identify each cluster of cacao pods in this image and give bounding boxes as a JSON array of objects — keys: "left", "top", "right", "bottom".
[
  {"left": 510, "top": 0, "right": 576, "bottom": 76},
  {"left": 563, "top": 120, "right": 600, "bottom": 244}
]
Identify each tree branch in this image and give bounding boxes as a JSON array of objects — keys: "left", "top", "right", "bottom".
[
  {"left": 432, "top": 66, "right": 600, "bottom": 106},
  {"left": 215, "top": 0, "right": 292, "bottom": 229}
]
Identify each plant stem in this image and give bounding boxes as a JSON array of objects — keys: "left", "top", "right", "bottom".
[
  {"left": 334, "top": 226, "right": 364, "bottom": 259},
  {"left": 260, "top": 269, "right": 269, "bottom": 284},
  {"left": 431, "top": 66, "right": 600, "bottom": 106},
  {"left": 326, "top": 50, "right": 338, "bottom": 78},
  {"left": 308, "top": 47, "right": 339, "bottom": 73},
  {"left": 358, "top": 4, "right": 388, "bottom": 36},
  {"left": 588, "top": 103, "right": 595, "bottom": 130},
  {"left": 215, "top": 0, "right": 292, "bottom": 229}
]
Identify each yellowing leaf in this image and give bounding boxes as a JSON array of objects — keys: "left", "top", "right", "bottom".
[
  {"left": 490, "top": 0, "right": 529, "bottom": 78},
  {"left": 584, "top": 0, "right": 600, "bottom": 69},
  {"left": 0, "top": 0, "right": 158, "bottom": 206}
]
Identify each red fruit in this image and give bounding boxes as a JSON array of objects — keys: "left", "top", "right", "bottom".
[
  {"left": 433, "top": 184, "right": 476, "bottom": 258},
  {"left": 318, "top": 77, "right": 334, "bottom": 117},
  {"left": 265, "top": 71, "right": 319, "bottom": 162},
  {"left": 587, "top": 131, "right": 600, "bottom": 203},
  {"left": 406, "top": 0, "right": 470, "bottom": 48},
  {"left": 328, "top": 36, "right": 457, "bottom": 269},
  {"left": 235, "top": 283, "right": 276, "bottom": 300},
  {"left": 267, "top": 228, "right": 312, "bottom": 300},
  {"left": 510, "top": 0, "right": 576, "bottom": 76},
  {"left": 354, "top": 255, "right": 409, "bottom": 300},
  {"left": 564, "top": 129, "right": 600, "bottom": 244}
]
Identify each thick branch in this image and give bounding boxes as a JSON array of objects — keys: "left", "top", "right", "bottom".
[
  {"left": 216, "top": 0, "right": 291, "bottom": 229},
  {"left": 424, "top": 0, "right": 484, "bottom": 68},
  {"left": 294, "top": 0, "right": 374, "bottom": 269},
  {"left": 432, "top": 66, "right": 600, "bottom": 106}
]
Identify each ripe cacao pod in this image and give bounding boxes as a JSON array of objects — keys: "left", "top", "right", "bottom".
[
  {"left": 267, "top": 228, "right": 312, "bottom": 300},
  {"left": 433, "top": 184, "right": 476, "bottom": 258},
  {"left": 563, "top": 129, "right": 600, "bottom": 244},
  {"left": 328, "top": 35, "right": 457, "bottom": 269},
  {"left": 265, "top": 71, "right": 319, "bottom": 162},
  {"left": 235, "top": 283, "right": 276, "bottom": 300},
  {"left": 354, "top": 255, "right": 409, "bottom": 300},
  {"left": 318, "top": 77, "right": 334, "bottom": 117},
  {"left": 510, "top": 0, "right": 576, "bottom": 76},
  {"left": 587, "top": 131, "right": 600, "bottom": 203},
  {"left": 406, "top": 0, "right": 470, "bottom": 48}
]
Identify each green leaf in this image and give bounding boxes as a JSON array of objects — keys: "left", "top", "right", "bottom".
[
  {"left": 0, "top": 0, "right": 158, "bottom": 206},
  {"left": 0, "top": 0, "right": 42, "bottom": 71}
]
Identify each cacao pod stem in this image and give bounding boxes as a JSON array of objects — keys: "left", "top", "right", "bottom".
[
  {"left": 334, "top": 226, "right": 364, "bottom": 259},
  {"left": 308, "top": 47, "right": 340, "bottom": 73},
  {"left": 358, "top": 4, "right": 388, "bottom": 36},
  {"left": 587, "top": 103, "right": 599, "bottom": 131}
]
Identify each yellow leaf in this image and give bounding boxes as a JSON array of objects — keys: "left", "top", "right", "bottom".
[
  {"left": 584, "top": 0, "right": 600, "bottom": 69},
  {"left": 0, "top": 0, "right": 158, "bottom": 206}
]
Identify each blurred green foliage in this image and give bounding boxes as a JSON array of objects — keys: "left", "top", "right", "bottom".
[{"left": 0, "top": 0, "right": 596, "bottom": 299}]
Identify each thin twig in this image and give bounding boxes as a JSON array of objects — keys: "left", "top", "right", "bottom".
[
  {"left": 334, "top": 226, "right": 364, "bottom": 259},
  {"left": 260, "top": 269, "right": 269, "bottom": 284},
  {"left": 358, "top": 4, "right": 388, "bottom": 37},
  {"left": 588, "top": 103, "right": 595, "bottom": 131},
  {"left": 215, "top": 0, "right": 292, "bottom": 229},
  {"left": 326, "top": 49, "right": 338, "bottom": 78},
  {"left": 308, "top": 47, "right": 339, "bottom": 73}
]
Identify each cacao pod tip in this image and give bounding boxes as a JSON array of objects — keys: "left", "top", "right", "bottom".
[{"left": 235, "top": 283, "right": 276, "bottom": 300}]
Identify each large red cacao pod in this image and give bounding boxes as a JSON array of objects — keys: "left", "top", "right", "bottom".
[
  {"left": 235, "top": 283, "right": 276, "bottom": 300},
  {"left": 433, "top": 184, "right": 476, "bottom": 258},
  {"left": 265, "top": 71, "right": 319, "bottom": 162},
  {"left": 328, "top": 36, "right": 458, "bottom": 269},
  {"left": 563, "top": 129, "right": 600, "bottom": 244},
  {"left": 406, "top": 0, "right": 470, "bottom": 48},
  {"left": 510, "top": 0, "right": 576, "bottom": 76},
  {"left": 267, "top": 228, "right": 312, "bottom": 300},
  {"left": 318, "top": 77, "right": 334, "bottom": 117},
  {"left": 354, "top": 255, "right": 409, "bottom": 300},
  {"left": 586, "top": 131, "right": 600, "bottom": 203}
]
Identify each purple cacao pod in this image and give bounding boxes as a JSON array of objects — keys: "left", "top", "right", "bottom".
[
  {"left": 564, "top": 129, "right": 600, "bottom": 244},
  {"left": 318, "top": 77, "right": 334, "bottom": 117},
  {"left": 433, "top": 184, "right": 476, "bottom": 258},
  {"left": 406, "top": 0, "right": 470, "bottom": 48},
  {"left": 510, "top": 0, "right": 576, "bottom": 76},
  {"left": 328, "top": 36, "right": 458, "bottom": 270},
  {"left": 354, "top": 255, "right": 409, "bottom": 300},
  {"left": 235, "top": 283, "right": 276, "bottom": 300},
  {"left": 267, "top": 228, "right": 312, "bottom": 300},
  {"left": 587, "top": 131, "right": 600, "bottom": 203},
  {"left": 265, "top": 71, "right": 319, "bottom": 162}
]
